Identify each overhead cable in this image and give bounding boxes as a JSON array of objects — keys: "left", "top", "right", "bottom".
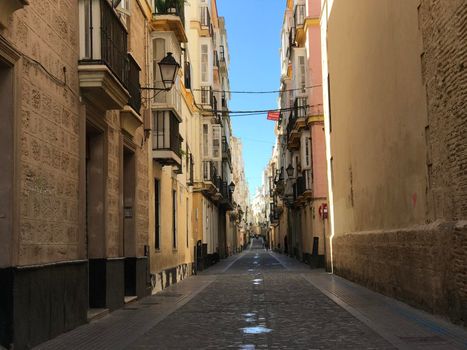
[{"left": 191, "top": 84, "right": 322, "bottom": 94}]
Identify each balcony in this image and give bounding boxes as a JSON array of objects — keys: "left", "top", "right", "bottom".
[
  {"left": 153, "top": 82, "right": 182, "bottom": 118},
  {"left": 287, "top": 97, "right": 308, "bottom": 150},
  {"left": 213, "top": 50, "right": 219, "bottom": 68},
  {"left": 200, "top": 6, "right": 213, "bottom": 37},
  {"left": 222, "top": 136, "right": 232, "bottom": 166},
  {"left": 152, "top": 110, "right": 182, "bottom": 166},
  {"left": 219, "top": 45, "right": 227, "bottom": 73},
  {"left": 78, "top": 0, "right": 130, "bottom": 110},
  {"left": 288, "top": 27, "right": 296, "bottom": 58},
  {"left": 202, "top": 161, "right": 222, "bottom": 199},
  {"left": 273, "top": 168, "right": 285, "bottom": 196},
  {"left": 199, "top": 86, "right": 213, "bottom": 109},
  {"left": 150, "top": 0, "right": 187, "bottom": 43},
  {"left": 294, "top": 4, "right": 306, "bottom": 46},
  {"left": 219, "top": 181, "right": 234, "bottom": 210},
  {"left": 294, "top": 169, "right": 313, "bottom": 203},
  {"left": 120, "top": 54, "right": 143, "bottom": 137}
]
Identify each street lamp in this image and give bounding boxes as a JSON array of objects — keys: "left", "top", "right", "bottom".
[
  {"left": 229, "top": 181, "right": 236, "bottom": 193},
  {"left": 286, "top": 164, "right": 294, "bottom": 178},
  {"left": 158, "top": 52, "right": 180, "bottom": 90}
]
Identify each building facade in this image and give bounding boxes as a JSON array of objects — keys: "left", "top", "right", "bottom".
[
  {"left": 187, "top": 0, "right": 236, "bottom": 270},
  {"left": 267, "top": 0, "right": 330, "bottom": 267},
  {"left": 1, "top": 0, "right": 151, "bottom": 347},
  {"left": 321, "top": 0, "right": 467, "bottom": 324},
  {"left": 0, "top": 0, "right": 238, "bottom": 348},
  {"left": 230, "top": 136, "right": 251, "bottom": 249}
]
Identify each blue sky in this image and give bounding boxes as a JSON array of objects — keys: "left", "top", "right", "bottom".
[{"left": 217, "top": 0, "right": 285, "bottom": 199}]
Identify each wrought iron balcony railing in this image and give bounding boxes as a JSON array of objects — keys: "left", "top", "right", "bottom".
[
  {"left": 222, "top": 136, "right": 231, "bottom": 163},
  {"left": 295, "top": 169, "right": 312, "bottom": 198},
  {"left": 152, "top": 0, "right": 185, "bottom": 27},
  {"left": 152, "top": 111, "right": 181, "bottom": 157},
  {"left": 200, "top": 86, "right": 213, "bottom": 107},
  {"left": 203, "top": 160, "right": 218, "bottom": 183},
  {"left": 294, "top": 97, "right": 308, "bottom": 119},
  {"left": 213, "top": 50, "right": 219, "bottom": 67},
  {"left": 80, "top": 0, "right": 129, "bottom": 88},
  {"left": 219, "top": 46, "right": 226, "bottom": 61},
  {"left": 220, "top": 181, "right": 232, "bottom": 204}
]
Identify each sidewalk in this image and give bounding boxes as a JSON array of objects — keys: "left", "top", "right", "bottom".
[
  {"left": 34, "top": 250, "right": 467, "bottom": 349},
  {"left": 34, "top": 254, "right": 242, "bottom": 350},
  {"left": 271, "top": 252, "right": 467, "bottom": 350}
]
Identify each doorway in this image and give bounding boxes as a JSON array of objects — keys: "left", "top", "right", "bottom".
[
  {"left": 0, "top": 59, "right": 13, "bottom": 268},
  {"left": 86, "top": 124, "right": 105, "bottom": 309},
  {"left": 123, "top": 146, "right": 136, "bottom": 300}
]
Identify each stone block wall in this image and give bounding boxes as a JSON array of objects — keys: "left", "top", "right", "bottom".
[
  {"left": 333, "top": 222, "right": 467, "bottom": 324},
  {"left": 419, "top": 0, "right": 467, "bottom": 221},
  {"left": 2, "top": 0, "right": 82, "bottom": 265}
]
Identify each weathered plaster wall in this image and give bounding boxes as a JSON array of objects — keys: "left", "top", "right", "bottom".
[{"left": 328, "top": 0, "right": 428, "bottom": 235}]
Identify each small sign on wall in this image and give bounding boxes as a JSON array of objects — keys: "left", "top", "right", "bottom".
[{"left": 319, "top": 203, "right": 328, "bottom": 220}]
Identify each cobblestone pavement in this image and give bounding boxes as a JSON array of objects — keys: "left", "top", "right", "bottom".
[
  {"left": 37, "top": 240, "right": 467, "bottom": 350},
  {"left": 127, "top": 244, "right": 393, "bottom": 349}
]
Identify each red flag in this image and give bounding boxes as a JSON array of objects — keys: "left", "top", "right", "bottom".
[{"left": 267, "top": 111, "right": 280, "bottom": 121}]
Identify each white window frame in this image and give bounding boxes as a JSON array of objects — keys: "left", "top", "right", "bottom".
[
  {"left": 202, "top": 123, "right": 212, "bottom": 159},
  {"left": 201, "top": 44, "right": 208, "bottom": 83},
  {"left": 211, "top": 124, "right": 221, "bottom": 161}
]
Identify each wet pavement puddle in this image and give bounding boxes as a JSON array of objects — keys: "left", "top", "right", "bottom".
[{"left": 241, "top": 326, "right": 273, "bottom": 334}]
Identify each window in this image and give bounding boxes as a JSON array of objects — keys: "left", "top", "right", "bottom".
[
  {"left": 203, "top": 124, "right": 210, "bottom": 158},
  {"left": 173, "top": 190, "right": 177, "bottom": 249},
  {"left": 83, "top": 0, "right": 92, "bottom": 58},
  {"left": 184, "top": 61, "right": 191, "bottom": 89},
  {"left": 155, "top": 179, "right": 160, "bottom": 250},
  {"left": 305, "top": 137, "right": 310, "bottom": 168},
  {"left": 153, "top": 38, "right": 166, "bottom": 87},
  {"left": 298, "top": 55, "right": 306, "bottom": 90},
  {"left": 117, "top": 0, "right": 130, "bottom": 26},
  {"left": 201, "top": 86, "right": 211, "bottom": 105},
  {"left": 212, "top": 125, "right": 221, "bottom": 159},
  {"left": 200, "top": 6, "right": 209, "bottom": 27},
  {"left": 201, "top": 44, "right": 208, "bottom": 83}
]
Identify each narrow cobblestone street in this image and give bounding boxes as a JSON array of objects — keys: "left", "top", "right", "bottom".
[{"left": 35, "top": 239, "right": 467, "bottom": 350}]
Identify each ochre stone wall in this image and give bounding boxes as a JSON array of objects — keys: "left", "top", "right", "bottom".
[
  {"left": 328, "top": 0, "right": 467, "bottom": 325},
  {"left": 333, "top": 222, "right": 467, "bottom": 324},
  {"left": 2, "top": 0, "right": 82, "bottom": 265}
]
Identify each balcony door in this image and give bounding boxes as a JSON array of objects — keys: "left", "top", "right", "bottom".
[{"left": 0, "top": 59, "right": 13, "bottom": 268}]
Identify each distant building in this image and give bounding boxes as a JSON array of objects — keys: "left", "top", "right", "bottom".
[{"left": 267, "top": 0, "right": 329, "bottom": 265}]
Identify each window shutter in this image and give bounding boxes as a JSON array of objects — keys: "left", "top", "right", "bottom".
[
  {"left": 201, "top": 44, "right": 208, "bottom": 83},
  {"left": 203, "top": 124, "right": 210, "bottom": 159},
  {"left": 184, "top": 61, "right": 191, "bottom": 89},
  {"left": 299, "top": 55, "right": 306, "bottom": 90},
  {"left": 212, "top": 125, "right": 221, "bottom": 160},
  {"left": 153, "top": 38, "right": 166, "bottom": 88}
]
